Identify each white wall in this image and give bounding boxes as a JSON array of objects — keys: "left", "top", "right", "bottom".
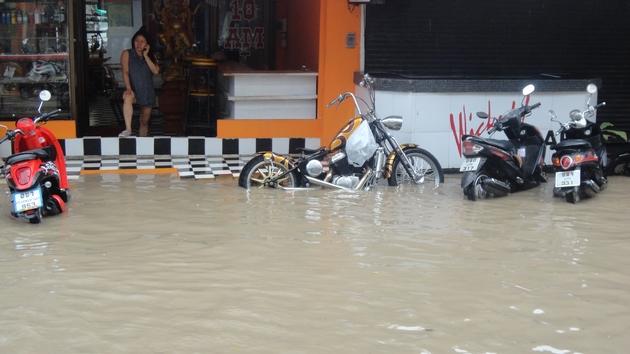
[{"left": 368, "top": 89, "right": 595, "bottom": 169}]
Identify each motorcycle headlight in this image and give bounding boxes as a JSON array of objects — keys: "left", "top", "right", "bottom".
[
  {"left": 569, "top": 109, "right": 583, "bottom": 122},
  {"left": 381, "top": 115, "right": 403, "bottom": 131}
]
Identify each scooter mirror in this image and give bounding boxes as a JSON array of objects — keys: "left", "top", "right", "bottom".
[
  {"left": 548, "top": 109, "right": 557, "bottom": 121},
  {"left": 476, "top": 112, "right": 489, "bottom": 119},
  {"left": 522, "top": 84, "right": 535, "bottom": 96},
  {"left": 39, "top": 90, "right": 52, "bottom": 102},
  {"left": 586, "top": 84, "right": 598, "bottom": 94}
]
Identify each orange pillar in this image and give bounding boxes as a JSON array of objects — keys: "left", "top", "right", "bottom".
[{"left": 317, "top": 0, "right": 362, "bottom": 144}]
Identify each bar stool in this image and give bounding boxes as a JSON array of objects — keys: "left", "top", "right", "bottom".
[{"left": 183, "top": 57, "right": 217, "bottom": 136}]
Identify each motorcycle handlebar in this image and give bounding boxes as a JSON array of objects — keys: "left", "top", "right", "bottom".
[
  {"left": 524, "top": 102, "right": 540, "bottom": 113},
  {"left": 35, "top": 108, "right": 62, "bottom": 123},
  {"left": 0, "top": 129, "right": 21, "bottom": 144},
  {"left": 595, "top": 102, "right": 606, "bottom": 109}
]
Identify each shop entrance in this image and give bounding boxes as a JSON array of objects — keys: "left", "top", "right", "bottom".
[
  {"left": 76, "top": 0, "right": 147, "bottom": 137},
  {"left": 76, "top": 0, "right": 319, "bottom": 138}
]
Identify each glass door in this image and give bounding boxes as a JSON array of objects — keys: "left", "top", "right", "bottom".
[{"left": 0, "top": 0, "right": 70, "bottom": 120}]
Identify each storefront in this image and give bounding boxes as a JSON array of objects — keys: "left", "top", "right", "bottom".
[
  {"left": 0, "top": 0, "right": 76, "bottom": 139},
  {"left": 0, "top": 0, "right": 363, "bottom": 147}
]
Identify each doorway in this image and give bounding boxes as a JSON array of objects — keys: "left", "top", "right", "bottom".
[{"left": 77, "top": 0, "right": 154, "bottom": 137}]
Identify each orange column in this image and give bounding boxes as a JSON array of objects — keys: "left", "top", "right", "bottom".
[{"left": 317, "top": 0, "right": 362, "bottom": 144}]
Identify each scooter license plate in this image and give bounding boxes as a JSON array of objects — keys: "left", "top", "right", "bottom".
[
  {"left": 555, "top": 169, "right": 581, "bottom": 188},
  {"left": 12, "top": 187, "right": 43, "bottom": 213},
  {"left": 459, "top": 158, "right": 481, "bottom": 172}
]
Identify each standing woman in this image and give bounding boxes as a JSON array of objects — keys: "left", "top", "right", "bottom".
[{"left": 119, "top": 28, "right": 160, "bottom": 137}]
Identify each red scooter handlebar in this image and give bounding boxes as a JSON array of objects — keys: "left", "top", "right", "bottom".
[{"left": 34, "top": 109, "right": 62, "bottom": 124}]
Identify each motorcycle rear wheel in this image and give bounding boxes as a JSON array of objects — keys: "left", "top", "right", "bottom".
[
  {"left": 388, "top": 148, "right": 444, "bottom": 187},
  {"left": 565, "top": 189, "right": 580, "bottom": 204},
  {"left": 464, "top": 170, "right": 489, "bottom": 201},
  {"left": 239, "top": 155, "right": 298, "bottom": 189},
  {"left": 28, "top": 210, "right": 42, "bottom": 224}
]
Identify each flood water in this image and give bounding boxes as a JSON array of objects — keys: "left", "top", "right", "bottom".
[{"left": 1, "top": 174, "right": 629, "bottom": 353}]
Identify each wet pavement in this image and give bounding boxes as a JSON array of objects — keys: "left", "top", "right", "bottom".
[{"left": 1, "top": 174, "right": 629, "bottom": 353}]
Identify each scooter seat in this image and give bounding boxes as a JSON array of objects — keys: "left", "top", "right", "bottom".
[
  {"left": 4, "top": 149, "right": 50, "bottom": 165},
  {"left": 555, "top": 139, "right": 592, "bottom": 150},
  {"left": 467, "top": 136, "right": 514, "bottom": 152}
]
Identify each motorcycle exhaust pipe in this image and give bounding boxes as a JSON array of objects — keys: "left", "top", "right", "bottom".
[
  {"left": 305, "top": 175, "right": 351, "bottom": 191},
  {"left": 582, "top": 179, "right": 600, "bottom": 197},
  {"left": 482, "top": 178, "right": 511, "bottom": 196}
]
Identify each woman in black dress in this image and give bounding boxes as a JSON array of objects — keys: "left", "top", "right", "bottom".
[{"left": 119, "top": 28, "right": 160, "bottom": 137}]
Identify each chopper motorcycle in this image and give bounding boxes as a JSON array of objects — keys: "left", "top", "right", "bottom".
[
  {"left": 460, "top": 84, "right": 547, "bottom": 201},
  {"left": 238, "top": 74, "right": 444, "bottom": 191},
  {"left": 0, "top": 90, "right": 69, "bottom": 223},
  {"left": 546, "top": 84, "right": 607, "bottom": 203}
]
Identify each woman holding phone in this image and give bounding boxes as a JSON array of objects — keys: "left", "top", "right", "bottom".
[{"left": 119, "top": 27, "right": 160, "bottom": 137}]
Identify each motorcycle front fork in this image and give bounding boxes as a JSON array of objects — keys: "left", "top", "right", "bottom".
[{"left": 386, "top": 137, "right": 423, "bottom": 183}]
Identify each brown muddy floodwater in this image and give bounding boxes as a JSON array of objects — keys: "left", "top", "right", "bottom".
[{"left": 0, "top": 174, "right": 629, "bottom": 353}]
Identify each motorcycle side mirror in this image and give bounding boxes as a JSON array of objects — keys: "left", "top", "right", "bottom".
[
  {"left": 585, "top": 83, "right": 597, "bottom": 107},
  {"left": 548, "top": 109, "right": 558, "bottom": 121},
  {"left": 476, "top": 112, "right": 489, "bottom": 119},
  {"left": 39, "top": 90, "right": 52, "bottom": 102},
  {"left": 360, "top": 73, "right": 373, "bottom": 88},
  {"left": 522, "top": 84, "right": 535, "bottom": 96}
]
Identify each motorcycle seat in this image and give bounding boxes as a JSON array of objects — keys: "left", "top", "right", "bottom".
[
  {"left": 555, "top": 139, "right": 592, "bottom": 150},
  {"left": 4, "top": 149, "right": 50, "bottom": 165},
  {"left": 467, "top": 136, "right": 514, "bottom": 152},
  {"left": 296, "top": 147, "right": 323, "bottom": 155}
]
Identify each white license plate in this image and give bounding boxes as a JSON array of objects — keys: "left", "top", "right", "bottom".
[
  {"left": 12, "top": 187, "right": 43, "bottom": 213},
  {"left": 459, "top": 158, "right": 481, "bottom": 172},
  {"left": 555, "top": 169, "right": 581, "bottom": 188}
]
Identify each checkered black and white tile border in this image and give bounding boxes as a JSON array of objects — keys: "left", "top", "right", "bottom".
[
  {"left": 64, "top": 155, "right": 248, "bottom": 180},
  {"left": 58, "top": 137, "right": 321, "bottom": 157},
  {"left": 0, "top": 137, "right": 320, "bottom": 181}
]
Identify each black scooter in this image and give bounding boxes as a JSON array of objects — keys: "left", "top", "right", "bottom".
[
  {"left": 600, "top": 121, "right": 630, "bottom": 176},
  {"left": 546, "top": 84, "right": 607, "bottom": 203},
  {"left": 460, "top": 84, "right": 546, "bottom": 201}
]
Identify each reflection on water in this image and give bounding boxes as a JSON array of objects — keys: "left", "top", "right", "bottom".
[{"left": 1, "top": 175, "right": 629, "bottom": 353}]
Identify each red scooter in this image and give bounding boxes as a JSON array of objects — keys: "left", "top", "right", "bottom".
[{"left": 0, "top": 90, "right": 69, "bottom": 224}]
